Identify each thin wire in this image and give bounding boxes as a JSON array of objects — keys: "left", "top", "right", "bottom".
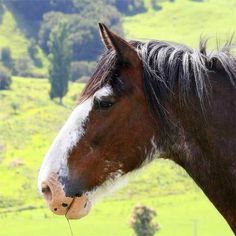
[
  {"left": 66, "top": 218, "right": 74, "bottom": 236},
  {"left": 65, "top": 198, "right": 75, "bottom": 236}
]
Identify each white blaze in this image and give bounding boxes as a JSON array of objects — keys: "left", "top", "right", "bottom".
[{"left": 38, "top": 85, "right": 113, "bottom": 192}]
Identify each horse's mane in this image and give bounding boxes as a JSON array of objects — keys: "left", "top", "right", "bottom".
[
  {"left": 137, "top": 39, "right": 236, "bottom": 122},
  {"left": 82, "top": 39, "right": 236, "bottom": 124}
]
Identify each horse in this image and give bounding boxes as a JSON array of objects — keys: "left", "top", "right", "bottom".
[{"left": 38, "top": 24, "right": 236, "bottom": 233}]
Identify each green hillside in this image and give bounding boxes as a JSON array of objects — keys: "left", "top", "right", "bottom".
[
  {"left": 1, "top": 0, "right": 235, "bottom": 78},
  {"left": 124, "top": 0, "right": 236, "bottom": 47},
  {"left": 0, "top": 10, "right": 29, "bottom": 59}
]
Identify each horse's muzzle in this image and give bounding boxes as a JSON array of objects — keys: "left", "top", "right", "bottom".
[{"left": 40, "top": 173, "right": 91, "bottom": 219}]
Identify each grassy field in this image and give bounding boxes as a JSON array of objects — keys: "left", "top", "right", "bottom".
[
  {"left": 0, "top": 193, "right": 233, "bottom": 236},
  {"left": 1, "top": 0, "right": 236, "bottom": 235},
  {"left": 124, "top": 0, "right": 236, "bottom": 48},
  {"left": 0, "top": 77, "right": 233, "bottom": 235}
]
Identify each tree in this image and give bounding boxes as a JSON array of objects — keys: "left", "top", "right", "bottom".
[
  {"left": 0, "top": 64, "right": 12, "bottom": 90},
  {"left": 13, "top": 57, "right": 33, "bottom": 77},
  {"left": 68, "top": 2, "right": 123, "bottom": 60},
  {"left": 28, "top": 39, "right": 42, "bottom": 67},
  {"left": 151, "top": 0, "right": 175, "bottom": 10},
  {"left": 11, "top": 102, "right": 20, "bottom": 115},
  {"left": 1, "top": 47, "right": 13, "bottom": 70},
  {"left": 39, "top": 2, "right": 123, "bottom": 60},
  {"left": 130, "top": 205, "right": 160, "bottom": 236},
  {"left": 48, "top": 23, "right": 72, "bottom": 105},
  {"left": 151, "top": 0, "right": 162, "bottom": 10},
  {"left": 0, "top": 0, "right": 3, "bottom": 20},
  {"left": 114, "top": 0, "right": 146, "bottom": 15},
  {"left": 38, "top": 12, "right": 68, "bottom": 53},
  {"left": 70, "top": 61, "right": 96, "bottom": 81}
]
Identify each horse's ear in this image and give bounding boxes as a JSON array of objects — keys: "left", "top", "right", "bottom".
[
  {"left": 99, "top": 23, "right": 113, "bottom": 50},
  {"left": 98, "top": 23, "right": 139, "bottom": 65}
]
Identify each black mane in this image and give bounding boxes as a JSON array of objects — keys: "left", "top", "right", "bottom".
[
  {"left": 82, "top": 39, "right": 236, "bottom": 126},
  {"left": 137, "top": 39, "right": 236, "bottom": 122}
]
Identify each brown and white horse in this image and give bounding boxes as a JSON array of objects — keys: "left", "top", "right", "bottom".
[{"left": 38, "top": 24, "right": 236, "bottom": 233}]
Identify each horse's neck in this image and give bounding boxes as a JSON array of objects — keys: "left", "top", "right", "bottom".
[
  {"left": 170, "top": 131, "right": 236, "bottom": 232},
  {"left": 165, "top": 79, "right": 236, "bottom": 232}
]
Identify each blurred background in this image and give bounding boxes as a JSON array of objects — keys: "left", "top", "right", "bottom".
[{"left": 0, "top": 0, "right": 235, "bottom": 235}]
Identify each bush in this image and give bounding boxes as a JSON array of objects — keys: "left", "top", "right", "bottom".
[
  {"left": 12, "top": 56, "right": 46, "bottom": 78},
  {"left": 114, "top": 0, "right": 146, "bottom": 15},
  {"left": 70, "top": 61, "right": 96, "bottom": 81},
  {"left": 13, "top": 57, "right": 33, "bottom": 77},
  {"left": 1, "top": 47, "right": 13, "bottom": 70},
  {"left": 11, "top": 102, "right": 20, "bottom": 114},
  {"left": 151, "top": 0, "right": 162, "bottom": 10},
  {"left": 28, "top": 39, "right": 43, "bottom": 68},
  {"left": 0, "top": 0, "right": 3, "bottom": 20},
  {"left": 130, "top": 205, "right": 160, "bottom": 236},
  {"left": 0, "top": 64, "right": 12, "bottom": 90}
]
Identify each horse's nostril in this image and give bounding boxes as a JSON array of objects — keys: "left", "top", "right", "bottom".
[
  {"left": 62, "top": 203, "right": 68, "bottom": 208},
  {"left": 42, "top": 186, "right": 50, "bottom": 193},
  {"left": 41, "top": 183, "right": 52, "bottom": 202}
]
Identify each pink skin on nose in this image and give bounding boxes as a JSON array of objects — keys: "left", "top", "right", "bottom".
[{"left": 41, "top": 173, "right": 91, "bottom": 219}]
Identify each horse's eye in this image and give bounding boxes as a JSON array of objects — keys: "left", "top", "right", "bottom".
[{"left": 93, "top": 98, "right": 114, "bottom": 110}]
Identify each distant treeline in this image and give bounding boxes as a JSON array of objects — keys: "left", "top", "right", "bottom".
[
  {"left": 0, "top": 0, "right": 177, "bottom": 86},
  {"left": 4, "top": 0, "right": 146, "bottom": 61}
]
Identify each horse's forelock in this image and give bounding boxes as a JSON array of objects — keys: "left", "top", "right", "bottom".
[{"left": 80, "top": 49, "right": 118, "bottom": 101}]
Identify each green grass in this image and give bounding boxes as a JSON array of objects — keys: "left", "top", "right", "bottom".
[
  {"left": 0, "top": 193, "right": 232, "bottom": 236},
  {"left": 123, "top": 0, "right": 236, "bottom": 48},
  {"left": 0, "top": 8, "right": 48, "bottom": 75},
  {"left": 0, "top": 77, "right": 233, "bottom": 235}
]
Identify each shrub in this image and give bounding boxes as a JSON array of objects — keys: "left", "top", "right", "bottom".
[
  {"left": 115, "top": 0, "right": 146, "bottom": 15},
  {"left": 0, "top": 1, "right": 3, "bottom": 22},
  {"left": 13, "top": 57, "right": 33, "bottom": 77},
  {"left": 28, "top": 39, "right": 43, "bottom": 68},
  {"left": 130, "top": 205, "right": 160, "bottom": 236},
  {"left": 1, "top": 47, "right": 13, "bottom": 70},
  {"left": 11, "top": 102, "right": 20, "bottom": 114},
  {"left": 70, "top": 61, "right": 96, "bottom": 81},
  {"left": 151, "top": 0, "right": 162, "bottom": 10},
  {"left": 0, "top": 64, "right": 12, "bottom": 90}
]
